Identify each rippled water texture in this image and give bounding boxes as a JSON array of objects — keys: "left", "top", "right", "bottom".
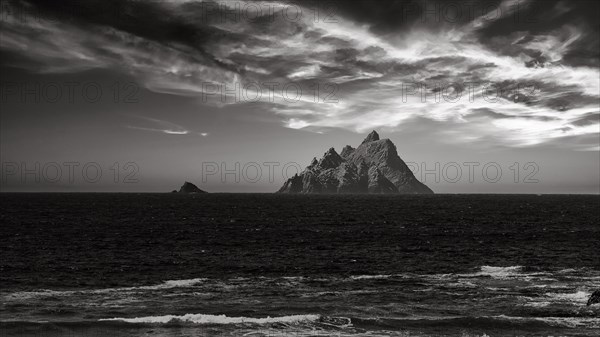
[{"left": 1, "top": 193, "right": 598, "bottom": 336}]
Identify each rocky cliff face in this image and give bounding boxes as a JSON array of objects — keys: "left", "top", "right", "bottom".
[{"left": 278, "top": 131, "right": 433, "bottom": 194}]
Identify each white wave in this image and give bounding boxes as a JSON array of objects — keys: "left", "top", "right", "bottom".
[
  {"left": 346, "top": 266, "right": 573, "bottom": 283},
  {"left": 485, "top": 287, "right": 509, "bottom": 291},
  {"left": 100, "top": 313, "right": 320, "bottom": 325},
  {"left": 280, "top": 276, "right": 306, "bottom": 281},
  {"left": 444, "top": 281, "right": 477, "bottom": 288},
  {"left": 475, "top": 266, "right": 523, "bottom": 278},
  {"left": 494, "top": 315, "right": 600, "bottom": 328},
  {"left": 522, "top": 301, "right": 552, "bottom": 308},
  {"left": 379, "top": 315, "right": 464, "bottom": 321},
  {"left": 556, "top": 267, "right": 600, "bottom": 275},
  {"left": 2, "top": 289, "right": 63, "bottom": 301},
  {"left": 157, "top": 278, "right": 207, "bottom": 288},
  {"left": 3, "top": 278, "right": 207, "bottom": 301},
  {"left": 545, "top": 290, "right": 591, "bottom": 304},
  {"left": 349, "top": 275, "right": 393, "bottom": 280}
]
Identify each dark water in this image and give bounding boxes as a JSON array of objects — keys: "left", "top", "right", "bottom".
[{"left": 1, "top": 193, "right": 599, "bottom": 336}]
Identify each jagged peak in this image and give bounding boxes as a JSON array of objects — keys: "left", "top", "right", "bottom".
[
  {"left": 340, "top": 145, "right": 355, "bottom": 158},
  {"left": 318, "top": 147, "right": 343, "bottom": 169},
  {"left": 362, "top": 130, "right": 380, "bottom": 144},
  {"left": 321, "top": 147, "right": 342, "bottom": 162},
  {"left": 324, "top": 147, "right": 339, "bottom": 156}
]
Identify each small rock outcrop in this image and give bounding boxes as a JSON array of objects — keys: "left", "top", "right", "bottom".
[
  {"left": 278, "top": 131, "right": 433, "bottom": 194},
  {"left": 177, "top": 181, "right": 207, "bottom": 194},
  {"left": 588, "top": 290, "right": 600, "bottom": 306}
]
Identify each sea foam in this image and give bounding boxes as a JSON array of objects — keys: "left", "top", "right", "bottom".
[
  {"left": 545, "top": 290, "right": 591, "bottom": 304},
  {"left": 100, "top": 313, "right": 320, "bottom": 325},
  {"left": 3, "top": 278, "right": 207, "bottom": 301},
  {"left": 494, "top": 315, "right": 600, "bottom": 328},
  {"left": 475, "top": 266, "right": 523, "bottom": 278}
]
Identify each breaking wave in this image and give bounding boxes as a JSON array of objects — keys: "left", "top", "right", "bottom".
[
  {"left": 545, "top": 290, "right": 592, "bottom": 304},
  {"left": 99, "top": 313, "right": 321, "bottom": 325},
  {"left": 467, "top": 265, "right": 524, "bottom": 278},
  {"left": 3, "top": 278, "right": 207, "bottom": 301},
  {"left": 493, "top": 315, "right": 600, "bottom": 329}
]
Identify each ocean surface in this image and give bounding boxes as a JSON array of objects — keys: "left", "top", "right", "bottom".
[{"left": 0, "top": 193, "right": 598, "bottom": 336}]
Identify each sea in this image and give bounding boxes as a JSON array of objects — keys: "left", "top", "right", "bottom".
[{"left": 0, "top": 193, "right": 598, "bottom": 337}]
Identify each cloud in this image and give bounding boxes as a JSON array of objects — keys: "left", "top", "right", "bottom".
[
  {"left": 126, "top": 116, "right": 190, "bottom": 135},
  {"left": 0, "top": 0, "right": 598, "bottom": 149}
]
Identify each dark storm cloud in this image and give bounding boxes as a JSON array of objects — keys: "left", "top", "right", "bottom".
[{"left": 0, "top": 0, "right": 598, "bottom": 149}]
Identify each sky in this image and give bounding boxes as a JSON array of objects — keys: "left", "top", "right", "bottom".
[{"left": 0, "top": 0, "right": 598, "bottom": 193}]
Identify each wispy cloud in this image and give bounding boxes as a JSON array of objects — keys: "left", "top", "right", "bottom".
[{"left": 126, "top": 116, "right": 190, "bottom": 135}]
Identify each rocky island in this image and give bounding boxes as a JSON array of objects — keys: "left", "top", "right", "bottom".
[
  {"left": 278, "top": 131, "right": 433, "bottom": 194},
  {"left": 173, "top": 181, "right": 207, "bottom": 194}
]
